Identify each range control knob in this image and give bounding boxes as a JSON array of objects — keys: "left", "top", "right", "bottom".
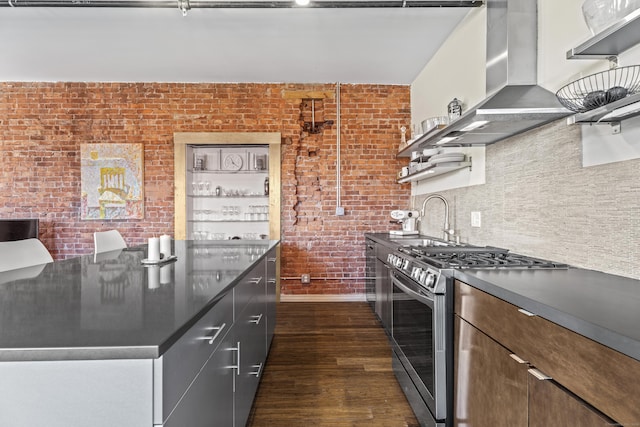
[
  {"left": 387, "top": 254, "right": 394, "bottom": 264},
  {"left": 424, "top": 272, "right": 437, "bottom": 289},
  {"left": 402, "top": 259, "right": 410, "bottom": 270},
  {"left": 418, "top": 270, "right": 428, "bottom": 284}
]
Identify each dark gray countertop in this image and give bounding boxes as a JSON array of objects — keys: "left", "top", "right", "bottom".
[
  {"left": 0, "top": 240, "right": 278, "bottom": 362},
  {"left": 366, "top": 233, "right": 640, "bottom": 362}
]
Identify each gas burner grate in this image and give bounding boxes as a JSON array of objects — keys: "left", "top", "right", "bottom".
[{"left": 401, "top": 245, "right": 568, "bottom": 270}]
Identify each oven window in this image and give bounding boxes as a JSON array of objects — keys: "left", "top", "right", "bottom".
[{"left": 392, "top": 283, "right": 435, "bottom": 396}]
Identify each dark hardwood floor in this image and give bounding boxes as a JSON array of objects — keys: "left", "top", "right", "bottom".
[{"left": 247, "top": 302, "right": 420, "bottom": 427}]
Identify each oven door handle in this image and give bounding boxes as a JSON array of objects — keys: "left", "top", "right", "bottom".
[{"left": 391, "top": 272, "right": 435, "bottom": 307}]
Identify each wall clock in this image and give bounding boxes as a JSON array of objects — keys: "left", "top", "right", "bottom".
[{"left": 223, "top": 153, "right": 243, "bottom": 171}]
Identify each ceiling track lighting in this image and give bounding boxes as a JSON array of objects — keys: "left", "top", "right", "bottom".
[
  {"left": 177, "top": 0, "right": 190, "bottom": 15},
  {"left": 0, "top": 0, "right": 483, "bottom": 8}
]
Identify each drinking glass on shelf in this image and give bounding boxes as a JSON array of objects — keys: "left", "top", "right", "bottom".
[
  {"left": 233, "top": 206, "right": 240, "bottom": 217},
  {"left": 222, "top": 206, "right": 229, "bottom": 217},
  {"left": 198, "top": 182, "right": 205, "bottom": 196},
  {"left": 192, "top": 182, "right": 198, "bottom": 196},
  {"left": 204, "top": 181, "right": 211, "bottom": 196}
]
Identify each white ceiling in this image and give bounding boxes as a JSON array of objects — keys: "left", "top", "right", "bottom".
[{"left": 0, "top": 5, "right": 472, "bottom": 84}]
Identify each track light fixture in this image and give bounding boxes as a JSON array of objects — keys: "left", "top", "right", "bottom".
[
  {"left": 295, "top": 0, "right": 310, "bottom": 5},
  {"left": 177, "top": 0, "right": 190, "bottom": 15}
]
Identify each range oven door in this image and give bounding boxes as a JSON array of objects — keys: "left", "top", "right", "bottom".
[{"left": 391, "top": 270, "right": 448, "bottom": 423}]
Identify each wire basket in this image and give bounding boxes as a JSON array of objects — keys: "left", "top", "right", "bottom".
[{"left": 555, "top": 65, "right": 640, "bottom": 113}]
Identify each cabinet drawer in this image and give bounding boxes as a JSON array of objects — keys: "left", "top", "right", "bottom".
[
  {"left": 234, "top": 297, "right": 267, "bottom": 427},
  {"left": 161, "top": 290, "right": 233, "bottom": 422},
  {"left": 455, "top": 280, "right": 640, "bottom": 425},
  {"left": 235, "top": 260, "right": 265, "bottom": 317},
  {"left": 163, "top": 330, "right": 235, "bottom": 427},
  {"left": 528, "top": 372, "right": 615, "bottom": 427}
]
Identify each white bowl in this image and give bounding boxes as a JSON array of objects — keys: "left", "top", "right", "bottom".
[
  {"left": 422, "top": 148, "right": 439, "bottom": 157},
  {"left": 582, "top": 0, "right": 640, "bottom": 35},
  {"left": 421, "top": 116, "right": 449, "bottom": 134}
]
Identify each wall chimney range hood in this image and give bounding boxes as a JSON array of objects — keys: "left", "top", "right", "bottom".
[{"left": 407, "top": 0, "right": 571, "bottom": 151}]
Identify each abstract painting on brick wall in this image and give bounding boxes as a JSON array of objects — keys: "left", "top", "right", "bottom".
[{"left": 80, "top": 143, "right": 144, "bottom": 220}]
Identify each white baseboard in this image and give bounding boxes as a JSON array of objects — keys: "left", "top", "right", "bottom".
[{"left": 279, "top": 294, "right": 366, "bottom": 302}]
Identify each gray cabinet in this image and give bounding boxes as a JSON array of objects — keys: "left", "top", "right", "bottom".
[
  {"left": 364, "top": 239, "right": 392, "bottom": 332},
  {"left": 374, "top": 244, "right": 392, "bottom": 331},
  {"left": 163, "top": 330, "right": 235, "bottom": 427},
  {"left": 160, "top": 290, "right": 233, "bottom": 423},
  {"left": 163, "top": 250, "right": 275, "bottom": 427},
  {"left": 231, "top": 255, "right": 270, "bottom": 427},
  {"left": 233, "top": 296, "right": 266, "bottom": 427},
  {"left": 265, "top": 247, "right": 277, "bottom": 354},
  {"left": 365, "top": 238, "right": 376, "bottom": 312}
]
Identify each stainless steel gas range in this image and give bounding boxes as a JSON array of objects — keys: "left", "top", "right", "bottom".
[{"left": 385, "top": 241, "right": 567, "bottom": 427}]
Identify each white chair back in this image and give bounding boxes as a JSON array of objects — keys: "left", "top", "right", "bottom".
[
  {"left": 93, "top": 230, "right": 127, "bottom": 254},
  {"left": 0, "top": 238, "right": 53, "bottom": 273}
]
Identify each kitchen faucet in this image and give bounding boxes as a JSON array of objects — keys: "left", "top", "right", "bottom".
[{"left": 419, "top": 194, "right": 454, "bottom": 242}]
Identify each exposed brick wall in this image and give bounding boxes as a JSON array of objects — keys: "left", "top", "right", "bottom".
[{"left": 0, "top": 82, "right": 410, "bottom": 295}]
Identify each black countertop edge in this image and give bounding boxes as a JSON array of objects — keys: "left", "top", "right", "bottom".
[{"left": 453, "top": 270, "right": 640, "bottom": 362}]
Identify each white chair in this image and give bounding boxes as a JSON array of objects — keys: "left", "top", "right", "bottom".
[
  {"left": 0, "top": 238, "right": 54, "bottom": 273},
  {"left": 93, "top": 230, "right": 127, "bottom": 254}
]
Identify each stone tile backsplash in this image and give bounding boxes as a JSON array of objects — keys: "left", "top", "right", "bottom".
[{"left": 414, "top": 120, "right": 640, "bottom": 280}]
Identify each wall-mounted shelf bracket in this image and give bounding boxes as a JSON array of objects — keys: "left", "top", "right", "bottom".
[{"left": 611, "top": 122, "right": 622, "bottom": 134}]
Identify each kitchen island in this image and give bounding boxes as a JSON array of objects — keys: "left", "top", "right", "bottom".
[{"left": 0, "top": 239, "right": 279, "bottom": 427}]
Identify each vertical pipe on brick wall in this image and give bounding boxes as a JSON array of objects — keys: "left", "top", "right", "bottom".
[{"left": 336, "top": 82, "right": 341, "bottom": 209}]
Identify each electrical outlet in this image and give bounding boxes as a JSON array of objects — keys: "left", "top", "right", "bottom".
[
  {"left": 301, "top": 274, "right": 311, "bottom": 284},
  {"left": 335, "top": 206, "right": 345, "bottom": 216},
  {"left": 471, "top": 211, "right": 482, "bottom": 228}
]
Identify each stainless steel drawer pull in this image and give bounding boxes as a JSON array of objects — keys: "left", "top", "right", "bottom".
[
  {"left": 509, "top": 354, "right": 528, "bottom": 364},
  {"left": 250, "top": 314, "right": 264, "bottom": 325},
  {"left": 267, "top": 257, "right": 277, "bottom": 263},
  {"left": 250, "top": 363, "right": 263, "bottom": 378},
  {"left": 528, "top": 368, "right": 551, "bottom": 381},
  {"left": 518, "top": 308, "right": 536, "bottom": 317},
  {"left": 203, "top": 323, "right": 226, "bottom": 344},
  {"left": 249, "top": 277, "right": 263, "bottom": 285},
  {"left": 267, "top": 278, "right": 276, "bottom": 284},
  {"left": 229, "top": 341, "right": 241, "bottom": 375}
]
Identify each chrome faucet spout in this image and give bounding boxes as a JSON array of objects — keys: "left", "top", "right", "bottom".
[{"left": 419, "top": 194, "right": 451, "bottom": 241}]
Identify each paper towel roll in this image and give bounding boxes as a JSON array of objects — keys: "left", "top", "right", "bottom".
[
  {"left": 160, "top": 234, "right": 172, "bottom": 258},
  {"left": 148, "top": 237, "right": 160, "bottom": 261}
]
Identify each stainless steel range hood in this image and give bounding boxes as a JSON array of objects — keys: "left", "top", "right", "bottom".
[{"left": 420, "top": 0, "right": 571, "bottom": 147}]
